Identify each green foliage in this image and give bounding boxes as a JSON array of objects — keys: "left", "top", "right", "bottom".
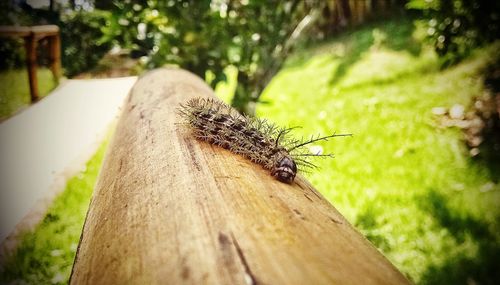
[
  {"left": 99, "top": 0, "right": 317, "bottom": 114},
  {"left": 0, "top": 39, "right": 25, "bottom": 70},
  {"left": 59, "top": 10, "right": 113, "bottom": 77},
  {"left": 0, "top": 2, "right": 32, "bottom": 70},
  {"left": 0, "top": 1, "right": 112, "bottom": 77},
  {"left": 407, "top": 0, "right": 500, "bottom": 66},
  {"left": 0, "top": 140, "right": 108, "bottom": 285},
  {"left": 1, "top": 0, "right": 319, "bottom": 110},
  {"left": 99, "top": 1, "right": 162, "bottom": 58}
]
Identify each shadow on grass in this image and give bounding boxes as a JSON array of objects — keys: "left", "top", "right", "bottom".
[
  {"left": 355, "top": 206, "right": 391, "bottom": 252},
  {"left": 470, "top": 56, "right": 500, "bottom": 183},
  {"left": 328, "top": 17, "right": 421, "bottom": 86},
  {"left": 471, "top": 139, "right": 500, "bottom": 184},
  {"left": 382, "top": 18, "right": 422, "bottom": 56},
  {"left": 417, "top": 190, "right": 500, "bottom": 285},
  {"left": 327, "top": 28, "right": 374, "bottom": 86}
]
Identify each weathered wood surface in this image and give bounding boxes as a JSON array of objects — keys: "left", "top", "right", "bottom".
[{"left": 70, "top": 68, "right": 410, "bottom": 285}]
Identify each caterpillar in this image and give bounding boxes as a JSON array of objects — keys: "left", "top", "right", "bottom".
[{"left": 177, "top": 97, "right": 350, "bottom": 183}]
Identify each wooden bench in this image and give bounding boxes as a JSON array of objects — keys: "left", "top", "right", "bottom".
[
  {"left": 70, "top": 68, "right": 410, "bottom": 284},
  {"left": 0, "top": 25, "right": 61, "bottom": 102}
]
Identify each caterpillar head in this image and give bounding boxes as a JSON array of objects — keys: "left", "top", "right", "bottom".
[{"left": 271, "top": 155, "right": 297, "bottom": 183}]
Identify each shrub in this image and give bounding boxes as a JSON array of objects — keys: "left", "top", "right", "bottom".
[
  {"left": 99, "top": 0, "right": 317, "bottom": 114},
  {"left": 0, "top": 2, "right": 31, "bottom": 69},
  {"left": 0, "top": 38, "right": 25, "bottom": 69},
  {"left": 407, "top": 0, "right": 500, "bottom": 65},
  {"left": 59, "top": 10, "right": 113, "bottom": 77}
]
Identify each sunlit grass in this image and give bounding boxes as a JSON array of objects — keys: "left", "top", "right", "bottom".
[
  {"left": 0, "top": 68, "right": 57, "bottom": 120},
  {"left": 256, "top": 18, "right": 500, "bottom": 284},
  {"left": 0, "top": 140, "right": 108, "bottom": 284}
]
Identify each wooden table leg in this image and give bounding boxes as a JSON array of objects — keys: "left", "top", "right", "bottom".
[
  {"left": 49, "top": 34, "right": 61, "bottom": 84},
  {"left": 24, "top": 34, "right": 39, "bottom": 102}
]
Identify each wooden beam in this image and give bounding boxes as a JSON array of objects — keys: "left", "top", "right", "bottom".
[
  {"left": 0, "top": 25, "right": 59, "bottom": 38},
  {"left": 24, "top": 34, "right": 39, "bottom": 102},
  {"left": 0, "top": 26, "right": 31, "bottom": 37},
  {"left": 48, "top": 31, "right": 61, "bottom": 83},
  {"left": 70, "top": 68, "right": 410, "bottom": 285}
]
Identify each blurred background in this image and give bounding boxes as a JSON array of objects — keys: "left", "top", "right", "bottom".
[{"left": 0, "top": 0, "right": 499, "bottom": 284}]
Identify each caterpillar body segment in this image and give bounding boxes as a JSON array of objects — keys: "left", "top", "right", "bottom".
[{"left": 178, "top": 98, "right": 349, "bottom": 183}]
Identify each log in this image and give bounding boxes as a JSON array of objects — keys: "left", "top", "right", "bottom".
[{"left": 70, "top": 68, "right": 410, "bottom": 284}]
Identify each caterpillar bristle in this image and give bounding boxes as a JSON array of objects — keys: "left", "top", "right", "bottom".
[{"left": 178, "top": 97, "right": 350, "bottom": 183}]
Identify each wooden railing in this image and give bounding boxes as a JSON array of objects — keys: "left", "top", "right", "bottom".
[
  {"left": 70, "top": 68, "right": 410, "bottom": 284},
  {"left": 0, "top": 25, "right": 61, "bottom": 102}
]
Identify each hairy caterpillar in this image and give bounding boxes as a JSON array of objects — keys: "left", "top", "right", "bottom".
[{"left": 178, "top": 98, "right": 350, "bottom": 183}]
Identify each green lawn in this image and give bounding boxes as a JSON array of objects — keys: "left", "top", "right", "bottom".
[
  {"left": 1, "top": 17, "right": 498, "bottom": 284},
  {"left": 0, "top": 68, "right": 57, "bottom": 120},
  {"left": 0, "top": 141, "right": 108, "bottom": 284},
  {"left": 255, "top": 19, "right": 500, "bottom": 284}
]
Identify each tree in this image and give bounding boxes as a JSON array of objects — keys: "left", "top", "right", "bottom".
[{"left": 101, "top": 0, "right": 321, "bottom": 115}]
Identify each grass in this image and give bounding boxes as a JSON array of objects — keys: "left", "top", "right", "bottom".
[
  {"left": 254, "top": 18, "right": 500, "bottom": 284},
  {"left": 0, "top": 68, "right": 57, "bottom": 120},
  {"left": 0, "top": 140, "right": 108, "bottom": 284},
  {"left": 1, "top": 17, "right": 499, "bottom": 285}
]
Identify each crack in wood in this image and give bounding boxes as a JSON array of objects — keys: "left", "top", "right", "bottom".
[
  {"left": 184, "top": 138, "right": 201, "bottom": 171},
  {"left": 230, "top": 233, "right": 258, "bottom": 285},
  {"left": 293, "top": 209, "right": 307, "bottom": 220},
  {"left": 181, "top": 265, "right": 190, "bottom": 280},
  {"left": 308, "top": 187, "right": 323, "bottom": 201},
  {"left": 330, "top": 217, "right": 343, "bottom": 224},
  {"left": 303, "top": 193, "right": 313, "bottom": 202}
]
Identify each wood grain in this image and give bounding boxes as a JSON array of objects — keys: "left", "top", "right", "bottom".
[{"left": 70, "top": 68, "right": 410, "bottom": 285}]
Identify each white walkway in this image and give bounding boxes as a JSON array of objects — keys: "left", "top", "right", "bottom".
[{"left": 0, "top": 77, "right": 137, "bottom": 243}]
